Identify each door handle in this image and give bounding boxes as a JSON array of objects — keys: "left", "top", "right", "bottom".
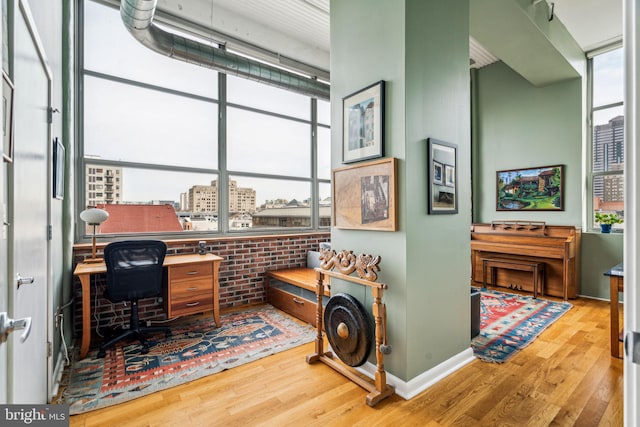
[
  {"left": 0, "top": 312, "right": 32, "bottom": 343},
  {"left": 16, "top": 274, "right": 35, "bottom": 288},
  {"left": 625, "top": 331, "right": 640, "bottom": 364}
]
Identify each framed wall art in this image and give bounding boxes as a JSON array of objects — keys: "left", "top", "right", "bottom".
[
  {"left": 342, "top": 80, "right": 384, "bottom": 163},
  {"left": 496, "top": 164, "right": 564, "bottom": 211},
  {"left": 333, "top": 157, "right": 397, "bottom": 231},
  {"left": 428, "top": 138, "right": 457, "bottom": 214},
  {"left": 53, "top": 137, "right": 65, "bottom": 199},
  {"left": 2, "top": 71, "right": 14, "bottom": 163}
]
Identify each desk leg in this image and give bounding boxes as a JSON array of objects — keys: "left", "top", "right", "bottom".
[
  {"left": 78, "top": 273, "right": 91, "bottom": 359},
  {"left": 610, "top": 276, "right": 622, "bottom": 359},
  {"left": 213, "top": 261, "right": 221, "bottom": 327}
]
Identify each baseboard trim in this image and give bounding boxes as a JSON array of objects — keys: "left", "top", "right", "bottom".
[
  {"left": 355, "top": 347, "right": 476, "bottom": 400},
  {"left": 49, "top": 345, "right": 71, "bottom": 402}
]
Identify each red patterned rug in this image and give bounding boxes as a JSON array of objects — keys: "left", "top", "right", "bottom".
[
  {"left": 471, "top": 289, "right": 572, "bottom": 363},
  {"left": 61, "top": 305, "right": 316, "bottom": 414}
]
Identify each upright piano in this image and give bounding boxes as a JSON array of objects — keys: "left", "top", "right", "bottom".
[{"left": 470, "top": 221, "right": 581, "bottom": 299}]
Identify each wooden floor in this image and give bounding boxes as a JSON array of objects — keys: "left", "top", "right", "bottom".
[{"left": 68, "top": 295, "right": 623, "bottom": 427}]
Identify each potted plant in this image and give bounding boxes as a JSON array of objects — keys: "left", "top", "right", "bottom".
[{"left": 595, "top": 212, "right": 623, "bottom": 233}]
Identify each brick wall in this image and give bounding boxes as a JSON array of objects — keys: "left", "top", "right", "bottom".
[{"left": 72, "top": 232, "right": 330, "bottom": 338}]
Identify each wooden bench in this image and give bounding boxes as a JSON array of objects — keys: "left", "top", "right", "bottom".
[
  {"left": 482, "top": 257, "right": 545, "bottom": 298},
  {"left": 265, "top": 268, "right": 329, "bottom": 326}
]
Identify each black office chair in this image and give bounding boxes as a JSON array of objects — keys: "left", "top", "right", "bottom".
[{"left": 97, "top": 240, "right": 171, "bottom": 358}]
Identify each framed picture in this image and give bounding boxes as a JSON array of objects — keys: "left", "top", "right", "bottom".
[
  {"left": 2, "top": 71, "right": 14, "bottom": 163},
  {"left": 428, "top": 138, "right": 457, "bottom": 214},
  {"left": 496, "top": 164, "right": 564, "bottom": 211},
  {"left": 333, "top": 157, "right": 397, "bottom": 231},
  {"left": 342, "top": 80, "right": 384, "bottom": 163},
  {"left": 53, "top": 138, "right": 65, "bottom": 199},
  {"left": 433, "top": 161, "right": 443, "bottom": 185}
]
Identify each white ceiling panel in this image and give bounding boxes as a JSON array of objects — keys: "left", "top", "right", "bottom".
[{"left": 155, "top": 0, "right": 621, "bottom": 75}]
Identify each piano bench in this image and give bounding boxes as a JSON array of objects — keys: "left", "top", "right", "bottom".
[{"left": 481, "top": 257, "right": 545, "bottom": 299}]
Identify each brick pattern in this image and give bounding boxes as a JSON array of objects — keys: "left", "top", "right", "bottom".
[{"left": 72, "top": 233, "right": 330, "bottom": 338}]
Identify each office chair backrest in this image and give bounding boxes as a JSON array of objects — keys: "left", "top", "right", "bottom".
[{"left": 103, "top": 240, "right": 167, "bottom": 302}]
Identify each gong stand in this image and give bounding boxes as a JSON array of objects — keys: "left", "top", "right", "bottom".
[{"left": 306, "top": 249, "right": 395, "bottom": 407}]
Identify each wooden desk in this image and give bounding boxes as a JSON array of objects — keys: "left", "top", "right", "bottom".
[
  {"left": 605, "top": 262, "right": 624, "bottom": 358},
  {"left": 73, "top": 253, "right": 223, "bottom": 359}
]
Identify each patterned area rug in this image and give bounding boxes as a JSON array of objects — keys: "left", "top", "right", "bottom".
[
  {"left": 62, "top": 305, "right": 316, "bottom": 414},
  {"left": 471, "top": 289, "right": 572, "bottom": 363}
]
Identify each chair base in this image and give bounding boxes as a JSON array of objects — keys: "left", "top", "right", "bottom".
[
  {"left": 97, "top": 299, "right": 171, "bottom": 358},
  {"left": 97, "top": 325, "right": 171, "bottom": 358}
]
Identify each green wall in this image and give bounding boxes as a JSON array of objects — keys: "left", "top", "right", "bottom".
[
  {"left": 581, "top": 233, "right": 624, "bottom": 299},
  {"left": 330, "top": 0, "right": 471, "bottom": 382},
  {"left": 404, "top": 0, "right": 471, "bottom": 380},
  {"left": 473, "top": 61, "right": 582, "bottom": 224}
]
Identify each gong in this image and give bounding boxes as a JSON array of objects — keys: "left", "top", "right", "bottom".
[{"left": 324, "top": 293, "right": 373, "bottom": 367}]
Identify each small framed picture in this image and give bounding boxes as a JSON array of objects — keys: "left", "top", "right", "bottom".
[
  {"left": 2, "top": 71, "right": 14, "bottom": 163},
  {"left": 428, "top": 138, "right": 458, "bottom": 214},
  {"left": 53, "top": 138, "right": 65, "bottom": 199},
  {"left": 342, "top": 80, "right": 384, "bottom": 163},
  {"left": 433, "top": 161, "right": 443, "bottom": 185}
]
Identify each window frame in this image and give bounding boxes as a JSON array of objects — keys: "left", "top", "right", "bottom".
[
  {"left": 76, "top": 0, "right": 331, "bottom": 241},
  {"left": 586, "top": 42, "right": 624, "bottom": 232}
]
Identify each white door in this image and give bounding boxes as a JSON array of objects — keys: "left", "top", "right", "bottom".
[
  {"left": 6, "top": 0, "right": 52, "bottom": 403},
  {"left": 624, "top": 1, "right": 640, "bottom": 426}
]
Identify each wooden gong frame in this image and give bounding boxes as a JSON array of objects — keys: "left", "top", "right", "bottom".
[{"left": 306, "top": 249, "right": 395, "bottom": 407}]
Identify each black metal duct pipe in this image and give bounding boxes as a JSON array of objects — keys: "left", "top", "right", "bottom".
[{"left": 120, "top": 0, "right": 330, "bottom": 100}]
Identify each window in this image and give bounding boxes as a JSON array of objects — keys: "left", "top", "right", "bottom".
[
  {"left": 589, "top": 46, "right": 624, "bottom": 231},
  {"left": 79, "top": 0, "right": 330, "bottom": 237}
]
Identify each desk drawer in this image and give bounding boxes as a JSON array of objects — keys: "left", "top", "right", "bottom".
[
  {"left": 171, "top": 278, "right": 213, "bottom": 296},
  {"left": 171, "top": 263, "right": 212, "bottom": 281},
  {"left": 170, "top": 290, "right": 214, "bottom": 317}
]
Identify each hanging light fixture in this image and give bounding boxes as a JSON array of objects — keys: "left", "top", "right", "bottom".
[{"left": 80, "top": 208, "right": 109, "bottom": 263}]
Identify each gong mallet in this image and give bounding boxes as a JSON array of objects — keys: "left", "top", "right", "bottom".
[{"left": 379, "top": 303, "right": 392, "bottom": 354}]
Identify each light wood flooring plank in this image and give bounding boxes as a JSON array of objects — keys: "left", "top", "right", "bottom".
[{"left": 67, "top": 295, "right": 623, "bottom": 427}]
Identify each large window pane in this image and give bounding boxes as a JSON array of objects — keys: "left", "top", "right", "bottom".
[
  {"left": 87, "top": 167, "right": 219, "bottom": 234},
  {"left": 319, "top": 182, "right": 332, "bottom": 228},
  {"left": 592, "top": 48, "right": 623, "bottom": 107},
  {"left": 318, "top": 126, "right": 331, "bottom": 180},
  {"left": 231, "top": 176, "right": 311, "bottom": 230},
  {"left": 227, "top": 75, "right": 310, "bottom": 120},
  {"left": 592, "top": 108, "right": 624, "bottom": 173},
  {"left": 84, "top": 76, "right": 218, "bottom": 169},
  {"left": 227, "top": 107, "right": 310, "bottom": 176},
  {"left": 318, "top": 99, "right": 331, "bottom": 125},
  {"left": 593, "top": 175, "right": 624, "bottom": 231},
  {"left": 84, "top": 0, "right": 218, "bottom": 98}
]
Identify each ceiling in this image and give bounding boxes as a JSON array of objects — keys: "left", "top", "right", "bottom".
[{"left": 155, "top": 0, "right": 622, "bottom": 75}]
